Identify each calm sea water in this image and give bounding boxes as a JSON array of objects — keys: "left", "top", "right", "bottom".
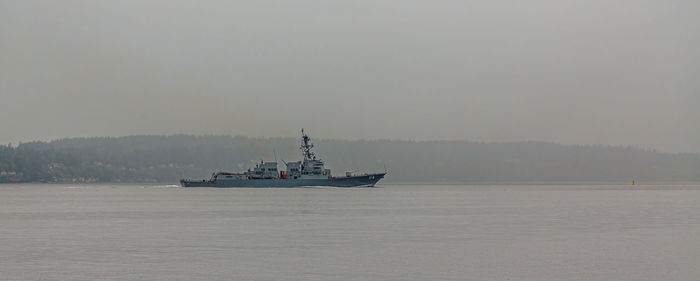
[{"left": 1, "top": 184, "right": 699, "bottom": 281}]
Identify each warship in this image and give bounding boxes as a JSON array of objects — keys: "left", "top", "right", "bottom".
[{"left": 180, "top": 129, "right": 386, "bottom": 187}]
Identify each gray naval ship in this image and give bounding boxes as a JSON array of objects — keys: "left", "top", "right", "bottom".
[{"left": 180, "top": 130, "right": 386, "bottom": 187}]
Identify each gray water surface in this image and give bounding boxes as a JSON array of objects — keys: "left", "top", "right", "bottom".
[{"left": 1, "top": 184, "right": 699, "bottom": 281}]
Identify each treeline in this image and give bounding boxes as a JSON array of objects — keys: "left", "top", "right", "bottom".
[{"left": 1, "top": 135, "right": 699, "bottom": 183}]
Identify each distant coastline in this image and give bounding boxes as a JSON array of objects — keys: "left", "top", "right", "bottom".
[{"left": 2, "top": 135, "right": 699, "bottom": 184}]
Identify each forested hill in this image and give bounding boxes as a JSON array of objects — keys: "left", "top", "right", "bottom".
[{"left": 1, "top": 135, "right": 699, "bottom": 183}]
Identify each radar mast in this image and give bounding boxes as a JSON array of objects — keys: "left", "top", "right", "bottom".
[{"left": 300, "top": 128, "right": 315, "bottom": 160}]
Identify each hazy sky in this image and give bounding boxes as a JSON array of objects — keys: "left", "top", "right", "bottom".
[{"left": 1, "top": 0, "right": 698, "bottom": 152}]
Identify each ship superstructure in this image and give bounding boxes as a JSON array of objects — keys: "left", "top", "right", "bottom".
[{"left": 180, "top": 129, "right": 386, "bottom": 187}]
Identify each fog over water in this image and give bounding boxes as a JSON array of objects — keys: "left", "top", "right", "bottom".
[{"left": 1, "top": 1, "right": 699, "bottom": 152}]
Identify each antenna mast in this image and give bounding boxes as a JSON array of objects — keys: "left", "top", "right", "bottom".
[{"left": 300, "top": 128, "right": 315, "bottom": 160}]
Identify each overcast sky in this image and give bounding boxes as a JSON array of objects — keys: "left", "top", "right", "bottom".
[{"left": 1, "top": 0, "right": 698, "bottom": 152}]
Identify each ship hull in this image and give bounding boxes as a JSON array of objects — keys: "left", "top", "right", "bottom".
[{"left": 180, "top": 173, "right": 386, "bottom": 188}]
